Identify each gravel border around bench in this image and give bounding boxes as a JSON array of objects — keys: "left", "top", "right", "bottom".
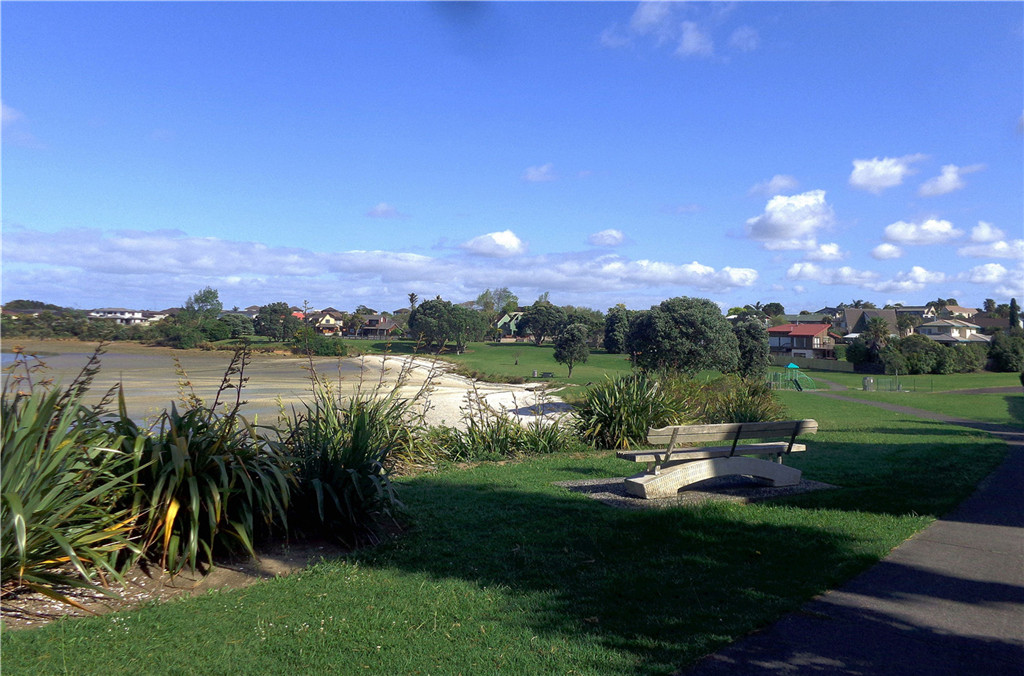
[{"left": 553, "top": 476, "right": 837, "bottom": 509}]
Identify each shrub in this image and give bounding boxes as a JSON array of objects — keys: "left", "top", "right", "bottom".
[
  {"left": 698, "top": 375, "right": 786, "bottom": 423},
  {"left": 1, "top": 351, "right": 143, "bottom": 604},
  {"left": 284, "top": 387, "right": 407, "bottom": 545},
  {"left": 572, "top": 373, "right": 690, "bottom": 449},
  {"left": 111, "top": 349, "right": 292, "bottom": 573}
]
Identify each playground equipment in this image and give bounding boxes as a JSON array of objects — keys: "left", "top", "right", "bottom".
[{"left": 767, "top": 364, "right": 815, "bottom": 391}]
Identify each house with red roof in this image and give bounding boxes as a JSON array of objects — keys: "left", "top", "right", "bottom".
[{"left": 767, "top": 323, "right": 837, "bottom": 360}]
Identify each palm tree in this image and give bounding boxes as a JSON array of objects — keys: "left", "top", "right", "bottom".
[{"left": 864, "top": 316, "right": 892, "bottom": 349}]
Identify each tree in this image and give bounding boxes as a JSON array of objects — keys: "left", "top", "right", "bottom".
[
  {"left": 863, "top": 316, "right": 892, "bottom": 349},
  {"left": 762, "top": 302, "right": 785, "bottom": 317},
  {"left": 625, "top": 296, "right": 739, "bottom": 374},
  {"left": 553, "top": 323, "right": 590, "bottom": 378},
  {"left": 732, "top": 319, "right": 771, "bottom": 379},
  {"left": 408, "top": 298, "right": 457, "bottom": 352},
  {"left": 520, "top": 302, "right": 567, "bottom": 346},
  {"left": 218, "top": 313, "right": 254, "bottom": 339},
  {"left": 983, "top": 298, "right": 997, "bottom": 315},
  {"left": 896, "top": 313, "right": 921, "bottom": 337},
  {"left": 354, "top": 305, "right": 376, "bottom": 316},
  {"left": 183, "top": 286, "right": 222, "bottom": 320},
  {"left": 562, "top": 306, "right": 605, "bottom": 346},
  {"left": 989, "top": 331, "right": 1024, "bottom": 372},
  {"left": 1010, "top": 298, "right": 1020, "bottom": 330},
  {"left": 474, "top": 289, "right": 495, "bottom": 312},
  {"left": 450, "top": 304, "right": 488, "bottom": 354},
  {"left": 255, "top": 302, "right": 302, "bottom": 341},
  {"left": 603, "top": 305, "right": 635, "bottom": 354},
  {"left": 408, "top": 293, "right": 419, "bottom": 310}
]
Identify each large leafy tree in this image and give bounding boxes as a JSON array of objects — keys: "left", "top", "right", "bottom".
[
  {"left": 732, "top": 318, "right": 771, "bottom": 379},
  {"left": 762, "top": 302, "right": 785, "bottom": 317},
  {"left": 450, "top": 304, "right": 488, "bottom": 354},
  {"left": 408, "top": 298, "right": 457, "bottom": 352},
  {"left": 625, "top": 296, "right": 739, "bottom": 374},
  {"left": 553, "top": 323, "right": 590, "bottom": 377},
  {"left": 603, "top": 305, "right": 636, "bottom": 354},
  {"left": 254, "top": 302, "right": 302, "bottom": 341},
  {"left": 562, "top": 306, "right": 605, "bottom": 346},
  {"left": 520, "top": 302, "right": 567, "bottom": 346}
]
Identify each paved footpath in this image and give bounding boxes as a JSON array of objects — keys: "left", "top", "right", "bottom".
[{"left": 683, "top": 393, "right": 1024, "bottom": 676}]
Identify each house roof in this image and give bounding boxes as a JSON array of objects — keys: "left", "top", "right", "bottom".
[
  {"left": 768, "top": 323, "right": 832, "bottom": 337},
  {"left": 943, "top": 305, "right": 978, "bottom": 316},
  {"left": 920, "top": 318, "right": 980, "bottom": 329}
]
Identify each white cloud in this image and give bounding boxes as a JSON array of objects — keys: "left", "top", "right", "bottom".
[
  {"left": 2, "top": 226, "right": 763, "bottom": 311},
  {"left": 884, "top": 218, "right": 963, "bottom": 246},
  {"left": 871, "top": 243, "right": 903, "bottom": 260},
  {"left": 2, "top": 102, "right": 24, "bottom": 126},
  {"left": 918, "top": 164, "right": 983, "bottom": 197},
  {"left": 365, "top": 202, "right": 408, "bottom": 219},
  {"left": 728, "top": 26, "right": 759, "bottom": 52},
  {"left": 962, "top": 262, "right": 1008, "bottom": 284},
  {"left": 522, "top": 163, "right": 556, "bottom": 182},
  {"left": 957, "top": 239, "right": 1024, "bottom": 260},
  {"left": 461, "top": 230, "right": 527, "bottom": 257},
  {"left": 970, "top": 221, "right": 1004, "bottom": 243},
  {"left": 805, "top": 243, "right": 843, "bottom": 261},
  {"left": 745, "top": 190, "right": 834, "bottom": 250},
  {"left": 848, "top": 154, "right": 926, "bottom": 194},
  {"left": 630, "top": 1, "right": 675, "bottom": 41},
  {"left": 677, "top": 21, "right": 714, "bottom": 57},
  {"left": 748, "top": 174, "right": 799, "bottom": 197},
  {"left": 865, "top": 266, "right": 945, "bottom": 293},
  {"left": 786, "top": 262, "right": 879, "bottom": 286},
  {"left": 588, "top": 229, "right": 625, "bottom": 247}
]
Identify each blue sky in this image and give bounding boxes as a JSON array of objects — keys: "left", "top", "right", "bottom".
[{"left": 3, "top": 1, "right": 1022, "bottom": 315}]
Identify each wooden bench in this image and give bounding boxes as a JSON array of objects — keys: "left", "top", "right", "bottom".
[{"left": 617, "top": 419, "right": 818, "bottom": 499}]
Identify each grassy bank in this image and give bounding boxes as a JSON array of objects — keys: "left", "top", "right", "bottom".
[{"left": 2, "top": 390, "right": 1007, "bottom": 674}]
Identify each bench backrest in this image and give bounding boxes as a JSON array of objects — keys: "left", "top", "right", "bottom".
[{"left": 647, "top": 419, "right": 818, "bottom": 447}]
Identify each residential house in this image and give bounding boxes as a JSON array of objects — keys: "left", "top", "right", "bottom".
[
  {"left": 915, "top": 319, "right": 991, "bottom": 344},
  {"left": 813, "top": 307, "right": 844, "bottom": 322},
  {"left": 940, "top": 305, "right": 979, "bottom": 319},
  {"left": 88, "top": 308, "right": 148, "bottom": 325},
  {"left": 494, "top": 310, "right": 526, "bottom": 341},
  {"left": 840, "top": 308, "right": 899, "bottom": 338},
  {"left": 767, "top": 324, "right": 837, "bottom": 359},
  {"left": 971, "top": 316, "right": 1024, "bottom": 334},
  {"left": 777, "top": 313, "right": 831, "bottom": 325},
  {"left": 306, "top": 310, "right": 345, "bottom": 336},
  {"left": 357, "top": 314, "right": 398, "bottom": 338},
  {"left": 893, "top": 305, "right": 939, "bottom": 321}
]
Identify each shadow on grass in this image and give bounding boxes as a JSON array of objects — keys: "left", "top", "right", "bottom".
[{"left": 354, "top": 478, "right": 888, "bottom": 673}]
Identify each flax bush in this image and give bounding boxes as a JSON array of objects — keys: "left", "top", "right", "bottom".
[{"left": 571, "top": 373, "right": 691, "bottom": 449}]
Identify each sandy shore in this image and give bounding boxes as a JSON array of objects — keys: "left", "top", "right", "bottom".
[{"left": 1, "top": 339, "right": 567, "bottom": 429}]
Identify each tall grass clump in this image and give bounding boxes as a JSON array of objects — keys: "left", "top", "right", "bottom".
[
  {"left": 1, "top": 348, "right": 143, "bottom": 606},
  {"left": 571, "top": 372, "right": 690, "bottom": 449},
  {"left": 662, "top": 374, "right": 785, "bottom": 423},
  {"left": 111, "top": 347, "right": 292, "bottom": 573}
]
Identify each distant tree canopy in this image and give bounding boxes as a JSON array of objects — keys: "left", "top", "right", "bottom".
[
  {"left": 732, "top": 319, "right": 771, "bottom": 379},
  {"left": 255, "top": 302, "right": 302, "bottom": 342},
  {"left": 520, "top": 302, "right": 567, "bottom": 346},
  {"left": 4, "top": 299, "right": 66, "bottom": 311},
  {"left": 625, "top": 296, "right": 739, "bottom": 374},
  {"left": 762, "top": 302, "right": 785, "bottom": 317},
  {"left": 408, "top": 298, "right": 458, "bottom": 353},
  {"left": 603, "top": 305, "right": 636, "bottom": 354},
  {"left": 553, "top": 323, "right": 590, "bottom": 378},
  {"left": 562, "top": 306, "right": 605, "bottom": 346}
]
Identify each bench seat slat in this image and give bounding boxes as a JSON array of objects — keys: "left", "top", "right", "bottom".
[
  {"left": 647, "top": 419, "right": 818, "bottom": 445},
  {"left": 617, "top": 442, "right": 807, "bottom": 463}
]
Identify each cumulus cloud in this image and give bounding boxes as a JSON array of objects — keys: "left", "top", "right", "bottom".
[
  {"left": 588, "top": 229, "right": 625, "bottom": 247},
  {"left": 918, "top": 164, "right": 983, "bottom": 197},
  {"left": 522, "top": 163, "right": 556, "bottom": 182},
  {"left": 884, "top": 218, "right": 963, "bottom": 246},
  {"left": 2, "top": 226, "right": 761, "bottom": 311},
  {"left": 805, "top": 243, "right": 844, "bottom": 262},
  {"left": 677, "top": 21, "right": 714, "bottom": 57},
  {"left": 970, "top": 221, "right": 1004, "bottom": 243},
  {"left": 2, "top": 102, "right": 23, "bottom": 126},
  {"left": 460, "top": 230, "right": 527, "bottom": 257},
  {"left": 365, "top": 202, "right": 408, "bottom": 219},
  {"left": 748, "top": 174, "right": 799, "bottom": 197},
  {"left": 786, "top": 263, "right": 878, "bottom": 286},
  {"left": 865, "top": 266, "right": 946, "bottom": 293},
  {"left": 957, "top": 239, "right": 1024, "bottom": 260},
  {"left": 728, "top": 26, "right": 759, "bottom": 52},
  {"left": 871, "top": 243, "right": 903, "bottom": 260},
  {"left": 745, "top": 190, "right": 834, "bottom": 250},
  {"left": 962, "top": 262, "right": 1008, "bottom": 284},
  {"left": 848, "top": 154, "right": 926, "bottom": 193}
]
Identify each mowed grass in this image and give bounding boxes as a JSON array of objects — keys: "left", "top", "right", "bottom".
[
  {"left": 788, "top": 368, "right": 1022, "bottom": 393},
  {"left": 823, "top": 390, "right": 1024, "bottom": 428},
  {"left": 2, "top": 393, "right": 1008, "bottom": 675}
]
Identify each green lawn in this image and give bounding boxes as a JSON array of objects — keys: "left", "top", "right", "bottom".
[
  {"left": 822, "top": 390, "right": 1024, "bottom": 428},
  {"left": 3, "top": 392, "right": 1008, "bottom": 675},
  {"left": 785, "top": 368, "right": 1022, "bottom": 393}
]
